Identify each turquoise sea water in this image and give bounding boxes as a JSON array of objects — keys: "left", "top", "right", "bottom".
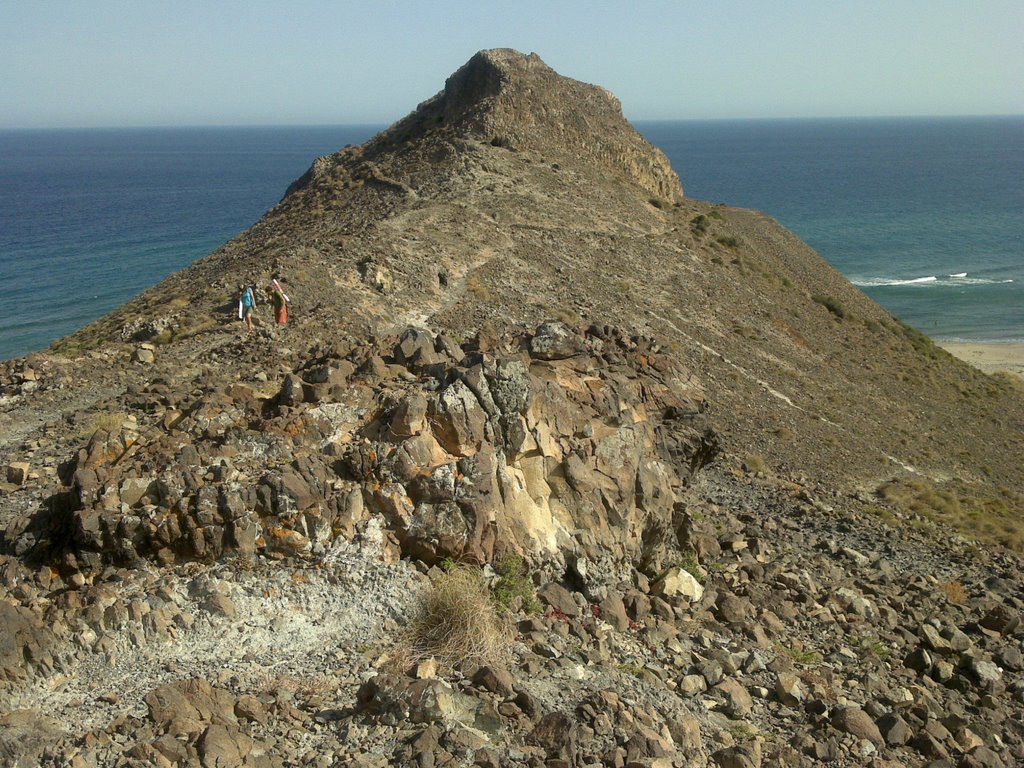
[
  {"left": 0, "top": 117, "right": 1021, "bottom": 360},
  {"left": 640, "top": 117, "right": 1023, "bottom": 344}
]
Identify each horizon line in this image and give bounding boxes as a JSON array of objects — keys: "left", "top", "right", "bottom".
[{"left": 2, "top": 112, "right": 1023, "bottom": 133}]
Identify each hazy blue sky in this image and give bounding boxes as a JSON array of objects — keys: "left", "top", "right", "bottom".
[{"left": 1, "top": 0, "right": 1021, "bottom": 128}]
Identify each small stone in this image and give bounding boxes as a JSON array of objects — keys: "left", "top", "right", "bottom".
[
  {"left": 905, "top": 647, "right": 932, "bottom": 673},
  {"left": 678, "top": 674, "right": 707, "bottom": 696},
  {"left": 875, "top": 712, "right": 912, "bottom": 746},
  {"left": 965, "top": 657, "right": 1002, "bottom": 688},
  {"left": 472, "top": 665, "right": 515, "bottom": 698},
  {"left": 714, "top": 679, "right": 753, "bottom": 717},
  {"left": 775, "top": 673, "right": 804, "bottom": 706},
  {"left": 920, "top": 624, "right": 951, "bottom": 653},
  {"left": 132, "top": 347, "right": 155, "bottom": 365},
  {"left": 6, "top": 462, "right": 30, "bottom": 485},
  {"left": 537, "top": 582, "right": 580, "bottom": 618},
  {"left": 201, "top": 594, "right": 236, "bottom": 619},
  {"left": 653, "top": 567, "right": 704, "bottom": 603},
  {"left": 415, "top": 658, "right": 438, "bottom": 679},
  {"left": 234, "top": 695, "right": 268, "bottom": 724}
]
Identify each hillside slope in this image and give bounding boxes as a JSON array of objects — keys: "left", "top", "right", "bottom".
[
  {"left": 0, "top": 49, "right": 1022, "bottom": 768},
  {"left": 42, "top": 49, "right": 1023, "bottom": 539}
]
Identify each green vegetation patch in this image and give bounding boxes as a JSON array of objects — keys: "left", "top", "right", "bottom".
[
  {"left": 491, "top": 554, "right": 540, "bottom": 615},
  {"left": 811, "top": 294, "right": 847, "bottom": 319}
]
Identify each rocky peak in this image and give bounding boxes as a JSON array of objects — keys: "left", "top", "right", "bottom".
[
  {"left": 291, "top": 49, "right": 683, "bottom": 204},
  {"left": 410, "top": 48, "right": 683, "bottom": 201}
]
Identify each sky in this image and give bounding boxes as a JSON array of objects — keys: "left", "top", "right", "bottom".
[{"left": 1, "top": 0, "right": 1022, "bottom": 129}]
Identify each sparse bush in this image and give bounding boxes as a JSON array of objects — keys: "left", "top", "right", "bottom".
[
  {"left": 690, "top": 214, "right": 709, "bottom": 234},
  {"left": 401, "top": 565, "right": 511, "bottom": 670},
  {"left": 777, "top": 642, "right": 821, "bottom": 666},
  {"left": 78, "top": 411, "right": 130, "bottom": 438},
  {"left": 812, "top": 294, "right": 846, "bottom": 319},
  {"left": 877, "top": 479, "right": 1024, "bottom": 551},
  {"left": 850, "top": 634, "right": 892, "bottom": 660},
  {"left": 717, "top": 235, "right": 741, "bottom": 249},
  {"left": 742, "top": 453, "right": 767, "bottom": 475},
  {"left": 492, "top": 554, "right": 540, "bottom": 615},
  {"left": 466, "top": 270, "right": 493, "bottom": 301},
  {"left": 862, "top": 505, "right": 897, "bottom": 527},
  {"left": 679, "top": 552, "right": 705, "bottom": 585}
]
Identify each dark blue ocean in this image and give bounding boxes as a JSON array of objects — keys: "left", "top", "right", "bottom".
[{"left": 1, "top": 117, "right": 1022, "bottom": 360}]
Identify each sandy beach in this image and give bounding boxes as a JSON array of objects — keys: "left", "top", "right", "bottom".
[{"left": 940, "top": 343, "right": 1024, "bottom": 377}]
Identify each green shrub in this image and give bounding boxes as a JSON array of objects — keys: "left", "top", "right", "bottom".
[
  {"left": 492, "top": 554, "right": 540, "bottom": 615},
  {"left": 679, "top": 552, "right": 705, "bottom": 584},
  {"left": 812, "top": 294, "right": 846, "bottom": 319}
]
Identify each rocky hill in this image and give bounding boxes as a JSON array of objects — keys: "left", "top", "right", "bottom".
[{"left": 0, "top": 49, "right": 1022, "bottom": 767}]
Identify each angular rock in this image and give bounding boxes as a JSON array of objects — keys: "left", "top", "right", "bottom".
[
  {"left": 653, "top": 566, "right": 704, "bottom": 603},
  {"left": 875, "top": 712, "right": 913, "bottom": 746},
  {"left": 5, "top": 462, "right": 29, "bottom": 486},
  {"left": 775, "top": 673, "right": 805, "bottom": 706},
  {"left": 831, "top": 706, "right": 884, "bottom": 747},
  {"left": 714, "top": 678, "right": 753, "bottom": 717},
  {"left": 538, "top": 582, "right": 580, "bottom": 618},
  {"left": 529, "top": 322, "right": 585, "bottom": 360}
]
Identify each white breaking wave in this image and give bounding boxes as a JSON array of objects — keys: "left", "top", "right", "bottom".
[{"left": 852, "top": 272, "right": 1013, "bottom": 288}]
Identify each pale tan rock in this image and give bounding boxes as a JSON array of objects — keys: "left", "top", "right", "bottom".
[
  {"left": 654, "top": 566, "right": 704, "bottom": 603},
  {"left": 414, "top": 657, "right": 438, "bottom": 679},
  {"left": 6, "top": 462, "right": 29, "bottom": 485},
  {"left": 776, "top": 673, "right": 805, "bottom": 706}
]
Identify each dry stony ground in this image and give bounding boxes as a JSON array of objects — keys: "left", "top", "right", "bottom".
[
  {"left": 0, "top": 325, "right": 1021, "bottom": 768},
  {"left": 1, "top": 49, "right": 1023, "bottom": 767}
]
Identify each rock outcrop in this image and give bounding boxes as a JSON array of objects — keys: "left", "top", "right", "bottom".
[{"left": 21, "top": 323, "right": 715, "bottom": 583}]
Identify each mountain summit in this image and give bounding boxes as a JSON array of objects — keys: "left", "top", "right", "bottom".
[{"left": 287, "top": 49, "right": 681, "bottom": 204}]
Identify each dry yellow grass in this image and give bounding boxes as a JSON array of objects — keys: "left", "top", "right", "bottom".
[
  {"left": 399, "top": 565, "right": 511, "bottom": 671},
  {"left": 939, "top": 581, "right": 967, "bottom": 604},
  {"left": 878, "top": 479, "right": 1024, "bottom": 551},
  {"left": 78, "top": 411, "right": 130, "bottom": 439}
]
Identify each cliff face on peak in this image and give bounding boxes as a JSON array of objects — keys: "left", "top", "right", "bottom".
[{"left": 289, "top": 49, "right": 682, "bottom": 204}]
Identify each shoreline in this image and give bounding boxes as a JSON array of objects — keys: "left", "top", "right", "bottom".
[{"left": 940, "top": 342, "right": 1024, "bottom": 377}]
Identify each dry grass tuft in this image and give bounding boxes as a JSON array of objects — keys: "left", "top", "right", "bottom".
[
  {"left": 78, "top": 411, "right": 130, "bottom": 438},
  {"left": 400, "top": 565, "right": 511, "bottom": 671},
  {"left": 878, "top": 479, "right": 1024, "bottom": 551},
  {"left": 939, "top": 581, "right": 967, "bottom": 604}
]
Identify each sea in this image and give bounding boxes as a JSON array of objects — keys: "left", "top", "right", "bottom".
[{"left": 1, "top": 117, "right": 1022, "bottom": 361}]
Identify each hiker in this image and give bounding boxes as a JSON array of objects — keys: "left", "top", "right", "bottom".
[
  {"left": 268, "top": 277, "right": 289, "bottom": 324},
  {"left": 238, "top": 283, "right": 256, "bottom": 333}
]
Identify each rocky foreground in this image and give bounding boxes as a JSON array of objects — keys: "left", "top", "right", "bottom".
[
  {"left": 1, "top": 49, "right": 1023, "bottom": 768},
  {"left": 1, "top": 324, "right": 1021, "bottom": 768}
]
